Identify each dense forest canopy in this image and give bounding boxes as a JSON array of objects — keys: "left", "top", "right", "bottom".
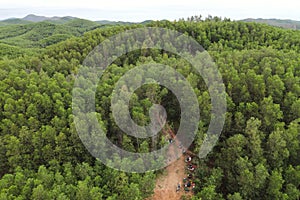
[{"left": 0, "top": 16, "right": 299, "bottom": 199}]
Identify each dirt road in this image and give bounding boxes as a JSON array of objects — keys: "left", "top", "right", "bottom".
[{"left": 147, "top": 155, "right": 191, "bottom": 200}]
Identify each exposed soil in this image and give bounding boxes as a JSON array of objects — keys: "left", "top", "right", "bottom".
[
  {"left": 148, "top": 155, "right": 186, "bottom": 200},
  {"left": 147, "top": 117, "right": 193, "bottom": 200},
  {"left": 147, "top": 145, "right": 193, "bottom": 200}
]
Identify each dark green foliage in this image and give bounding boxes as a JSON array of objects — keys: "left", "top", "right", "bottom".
[{"left": 0, "top": 16, "right": 299, "bottom": 199}]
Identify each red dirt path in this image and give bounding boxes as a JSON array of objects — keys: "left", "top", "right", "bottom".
[
  {"left": 147, "top": 116, "right": 193, "bottom": 200},
  {"left": 147, "top": 142, "right": 193, "bottom": 200},
  {"left": 147, "top": 155, "right": 187, "bottom": 200}
]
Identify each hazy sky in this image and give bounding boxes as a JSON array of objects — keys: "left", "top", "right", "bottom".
[{"left": 0, "top": 0, "right": 299, "bottom": 22}]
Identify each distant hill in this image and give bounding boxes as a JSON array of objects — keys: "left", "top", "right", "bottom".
[
  {"left": 22, "top": 14, "right": 76, "bottom": 22},
  {"left": 2, "top": 15, "right": 299, "bottom": 30},
  {"left": 0, "top": 14, "right": 152, "bottom": 26},
  {"left": 241, "top": 18, "right": 300, "bottom": 30},
  {"left": 0, "top": 18, "right": 31, "bottom": 26},
  {"left": 0, "top": 14, "right": 78, "bottom": 26},
  {"left": 0, "top": 19, "right": 103, "bottom": 48},
  {"left": 95, "top": 20, "right": 134, "bottom": 25},
  {"left": 95, "top": 20, "right": 152, "bottom": 25},
  {"left": 0, "top": 15, "right": 154, "bottom": 50},
  {"left": 0, "top": 14, "right": 132, "bottom": 26}
]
